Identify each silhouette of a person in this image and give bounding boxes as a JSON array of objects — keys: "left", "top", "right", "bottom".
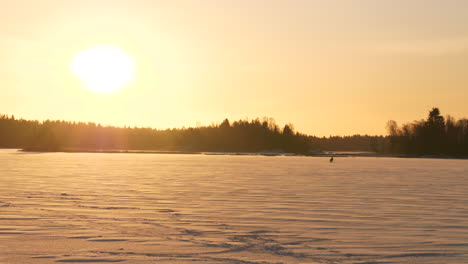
[{"left": 329, "top": 156, "right": 334, "bottom": 163}]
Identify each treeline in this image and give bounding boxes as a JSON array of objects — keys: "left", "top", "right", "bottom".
[
  {"left": 2, "top": 108, "right": 466, "bottom": 155},
  {"left": 309, "top": 135, "right": 388, "bottom": 153},
  {"left": 0, "top": 115, "right": 383, "bottom": 153},
  {"left": 0, "top": 116, "right": 313, "bottom": 153},
  {"left": 387, "top": 108, "right": 468, "bottom": 156}
]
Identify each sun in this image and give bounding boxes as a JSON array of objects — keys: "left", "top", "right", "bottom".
[{"left": 71, "top": 45, "right": 136, "bottom": 94}]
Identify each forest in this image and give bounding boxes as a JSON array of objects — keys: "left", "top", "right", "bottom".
[
  {"left": 0, "top": 115, "right": 382, "bottom": 154},
  {"left": 387, "top": 108, "right": 468, "bottom": 156},
  {"left": 0, "top": 108, "right": 467, "bottom": 156}
]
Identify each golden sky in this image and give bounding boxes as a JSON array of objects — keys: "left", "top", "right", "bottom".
[{"left": 1, "top": 0, "right": 468, "bottom": 136}]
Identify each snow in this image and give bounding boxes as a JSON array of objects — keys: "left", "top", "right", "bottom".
[{"left": 0, "top": 149, "right": 467, "bottom": 263}]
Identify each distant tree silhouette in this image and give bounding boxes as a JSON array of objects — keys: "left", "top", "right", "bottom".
[
  {"left": 0, "top": 115, "right": 316, "bottom": 153},
  {"left": 386, "top": 108, "right": 468, "bottom": 156},
  {"left": 2, "top": 108, "right": 466, "bottom": 156},
  {"left": 219, "top": 118, "right": 230, "bottom": 129},
  {"left": 424, "top": 107, "right": 446, "bottom": 153},
  {"left": 282, "top": 124, "right": 294, "bottom": 136}
]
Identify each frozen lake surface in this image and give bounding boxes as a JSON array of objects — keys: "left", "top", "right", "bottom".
[{"left": 1, "top": 149, "right": 467, "bottom": 263}]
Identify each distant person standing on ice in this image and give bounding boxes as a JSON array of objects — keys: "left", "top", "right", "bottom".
[{"left": 330, "top": 156, "right": 334, "bottom": 163}]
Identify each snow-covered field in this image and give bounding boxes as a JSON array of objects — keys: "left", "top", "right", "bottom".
[{"left": 1, "top": 149, "right": 467, "bottom": 264}]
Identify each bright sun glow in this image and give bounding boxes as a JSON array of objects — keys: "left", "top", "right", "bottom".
[{"left": 71, "top": 45, "right": 135, "bottom": 93}]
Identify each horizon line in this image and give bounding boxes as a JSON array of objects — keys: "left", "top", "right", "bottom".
[{"left": 0, "top": 113, "right": 388, "bottom": 138}]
